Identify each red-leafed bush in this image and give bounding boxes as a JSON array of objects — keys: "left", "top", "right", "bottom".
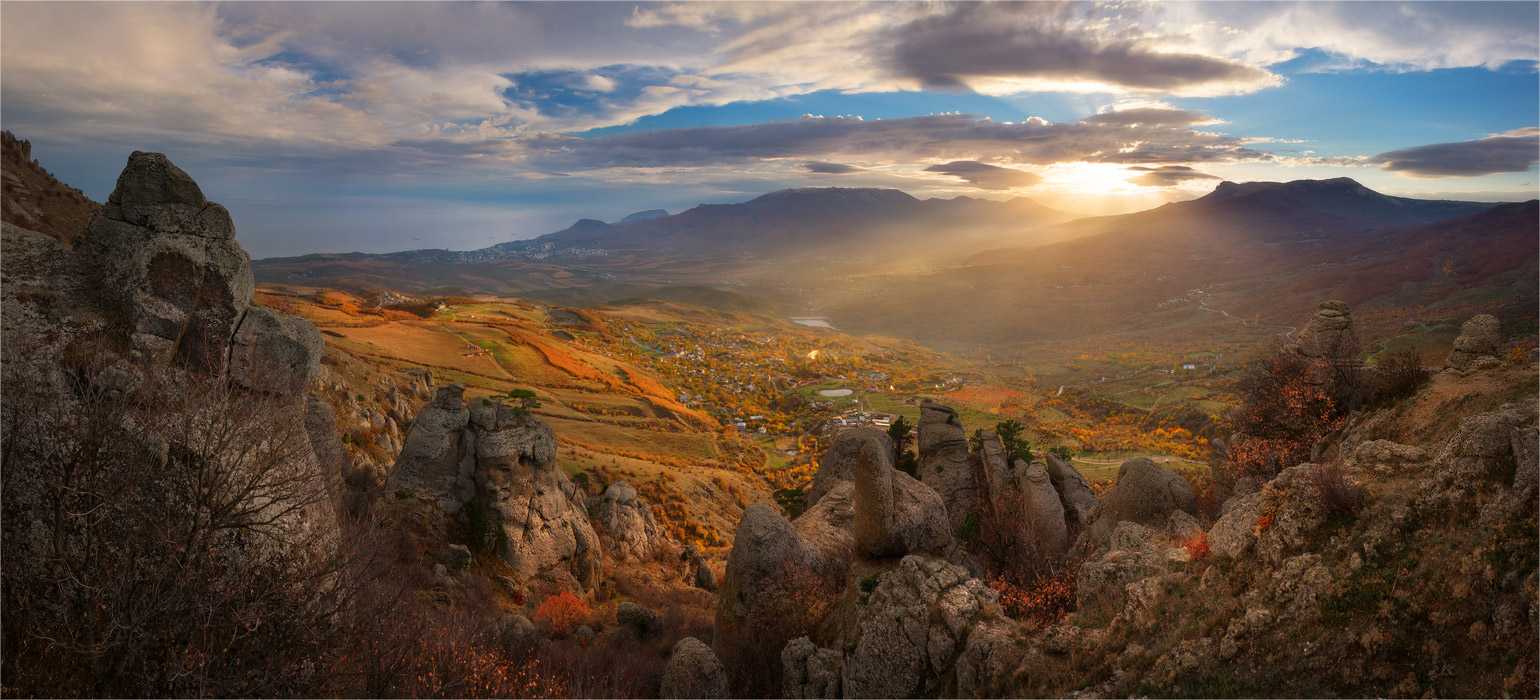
[
  {"left": 533, "top": 590, "right": 589, "bottom": 637},
  {"left": 1184, "top": 532, "right": 1210, "bottom": 561}
]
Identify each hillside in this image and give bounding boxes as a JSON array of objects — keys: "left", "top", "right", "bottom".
[
  {"left": 0, "top": 131, "right": 99, "bottom": 245},
  {"left": 827, "top": 180, "right": 1529, "bottom": 346}
]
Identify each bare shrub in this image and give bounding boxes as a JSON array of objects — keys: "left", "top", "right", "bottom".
[
  {"left": 1, "top": 335, "right": 362, "bottom": 697},
  {"left": 1368, "top": 347, "right": 1432, "bottom": 407},
  {"left": 1308, "top": 463, "right": 1366, "bottom": 519}
]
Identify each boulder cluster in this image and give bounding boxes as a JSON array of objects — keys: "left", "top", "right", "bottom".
[{"left": 693, "top": 408, "right": 1191, "bottom": 698}]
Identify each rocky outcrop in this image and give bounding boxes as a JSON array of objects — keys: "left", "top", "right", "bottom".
[
  {"left": 854, "top": 429, "right": 952, "bottom": 558},
  {"left": 1083, "top": 457, "right": 1197, "bottom": 550},
  {"left": 1207, "top": 491, "right": 1264, "bottom": 559},
  {"left": 1044, "top": 453, "right": 1098, "bottom": 530},
  {"left": 1014, "top": 459, "right": 1069, "bottom": 554},
  {"left": 806, "top": 427, "right": 891, "bottom": 508},
  {"left": 782, "top": 637, "right": 843, "bottom": 699},
  {"left": 839, "top": 555, "right": 1002, "bottom": 698},
  {"left": 917, "top": 401, "right": 977, "bottom": 531},
  {"left": 1445, "top": 314, "right": 1504, "bottom": 372},
  {"left": 616, "top": 601, "right": 662, "bottom": 639},
  {"left": 303, "top": 393, "right": 349, "bottom": 504},
  {"left": 229, "top": 306, "right": 323, "bottom": 394},
  {"left": 714, "top": 504, "right": 846, "bottom": 694},
  {"left": 661, "top": 637, "right": 729, "bottom": 699},
  {"left": 77, "top": 151, "right": 254, "bottom": 372},
  {"left": 1291, "top": 299, "right": 1356, "bottom": 359},
  {"left": 591, "top": 482, "right": 667, "bottom": 562},
  {"left": 385, "top": 386, "right": 601, "bottom": 591},
  {"left": 1346, "top": 439, "right": 1427, "bottom": 475},
  {"left": 386, "top": 385, "right": 476, "bottom": 512}
]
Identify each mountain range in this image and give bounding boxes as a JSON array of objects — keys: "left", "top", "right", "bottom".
[{"left": 251, "top": 178, "right": 1534, "bottom": 348}]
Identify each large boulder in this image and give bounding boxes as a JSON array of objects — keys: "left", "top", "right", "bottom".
[
  {"left": 806, "top": 427, "right": 892, "bottom": 508},
  {"left": 1084, "top": 457, "right": 1197, "bottom": 550},
  {"left": 853, "top": 430, "right": 952, "bottom": 558},
  {"left": 385, "top": 385, "right": 476, "bottom": 512},
  {"left": 76, "top": 151, "right": 252, "bottom": 371},
  {"left": 591, "top": 482, "right": 667, "bottom": 562},
  {"left": 840, "top": 555, "right": 1002, "bottom": 699},
  {"left": 1207, "top": 491, "right": 1264, "bottom": 559},
  {"left": 661, "top": 637, "right": 729, "bottom": 699},
  {"left": 1292, "top": 300, "right": 1356, "bottom": 359},
  {"left": 1445, "top": 314, "right": 1504, "bottom": 371},
  {"left": 229, "top": 306, "right": 323, "bottom": 394},
  {"left": 917, "top": 401, "right": 977, "bottom": 531},
  {"left": 714, "top": 504, "right": 846, "bottom": 696},
  {"left": 1044, "top": 453, "right": 1098, "bottom": 530}
]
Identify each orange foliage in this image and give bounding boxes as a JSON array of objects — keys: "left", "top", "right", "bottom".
[
  {"left": 985, "top": 563, "right": 1080, "bottom": 625},
  {"left": 1255, "top": 511, "right": 1274, "bottom": 536},
  {"left": 1184, "top": 532, "right": 1210, "bottom": 561},
  {"left": 533, "top": 591, "right": 588, "bottom": 637}
]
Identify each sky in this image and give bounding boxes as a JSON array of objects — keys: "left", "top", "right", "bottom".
[{"left": 2, "top": 1, "right": 1537, "bottom": 258}]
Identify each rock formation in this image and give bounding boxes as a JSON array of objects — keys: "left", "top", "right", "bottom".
[
  {"left": 917, "top": 401, "right": 977, "bottom": 531},
  {"left": 1291, "top": 299, "right": 1357, "bottom": 359},
  {"left": 853, "top": 428, "right": 952, "bottom": 558},
  {"left": 1044, "top": 452, "right": 1099, "bottom": 530},
  {"left": 616, "top": 601, "right": 662, "bottom": 639},
  {"left": 838, "top": 555, "right": 1002, "bottom": 698},
  {"left": 76, "top": 152, "right": 254, "bottom": 372},
  {"left": 591, "top": 482, "right": 667, "bottom": 562},
  {"left": 1445, "top": 314, "right": 1504, "bottom": 372},
  {"left": 805, "top": 427, "right": 891, "bottom": 508},
  {"left": 661, "top": 637, "right": 729, "bottom": 699},
  {"left": 1083, "top": 457, "right": 1197, "bottom": 550},
  {"left": 385, "top": 387, "right": 601, "bottom": 591},
  {"left": 229, "top": 306, "right": 324, "bottom": 394}
]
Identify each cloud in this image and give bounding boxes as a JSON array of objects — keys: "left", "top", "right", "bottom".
[
  {"left": 519, "top": 113, "right": 1273, "bottom": 172},
  {"left": 924, "top": 161, "right": 1041, "bottom": 189},
  {"left": 1080, "top": 107, "right": 1223, "bottom": 128},
  {"left": 1126, "top": 165, "right": 1221, "bottom": 187},
  {"left": 1166, "top": 2, "right": 1540, "bottom": 73},
  {"left": 1370, "top": 128, "right": 1540, "bottom": 178},
  {"left": 881, "top": 3, "right": 1279, "bottom": 96},
  {"left": 804, "top": 162, "right": 867, "bottom": 174}
]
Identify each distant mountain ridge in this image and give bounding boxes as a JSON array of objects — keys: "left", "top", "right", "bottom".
[{"left": 478, "top": 187, "right": 1075, "bottom": 261}]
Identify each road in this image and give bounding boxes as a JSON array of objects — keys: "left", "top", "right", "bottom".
[{"left": 1200, "top": 296, "right": 1297, "bottom": 340}]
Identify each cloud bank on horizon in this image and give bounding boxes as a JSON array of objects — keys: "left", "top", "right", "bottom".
[{"left": 1, "top": 1, "right": 1536, "bottom": 257}]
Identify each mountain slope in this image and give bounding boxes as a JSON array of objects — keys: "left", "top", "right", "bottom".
[{"left": 830, "top": 181, "right": 1524, "bottom": 345}]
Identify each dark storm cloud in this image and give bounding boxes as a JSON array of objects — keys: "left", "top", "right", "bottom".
[
  {"left": 1126, "top": 165, "right": 1221, "bottom": 187},
  {"left": 923, "top": 161, "right": 1041, "bottom": 189},
  {"left": 882, "top": 3, "right": 1277, "bottom": 94},
  {"left": 520, "top": 113, "right": 1271, "bottom": 170},
  {"left": 803, "top": 161, "right": 867, "bottom": 174},
  {"left": 1370, "top": 129, "right": 1540, "bottom": 178}
]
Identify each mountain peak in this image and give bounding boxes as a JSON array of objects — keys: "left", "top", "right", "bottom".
[
  {"left": 1204, "top": 177, "right": 1375, "bottom": 201},
  {"left": 617, "top": 209, "right": 669, "bottom": 224}
]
